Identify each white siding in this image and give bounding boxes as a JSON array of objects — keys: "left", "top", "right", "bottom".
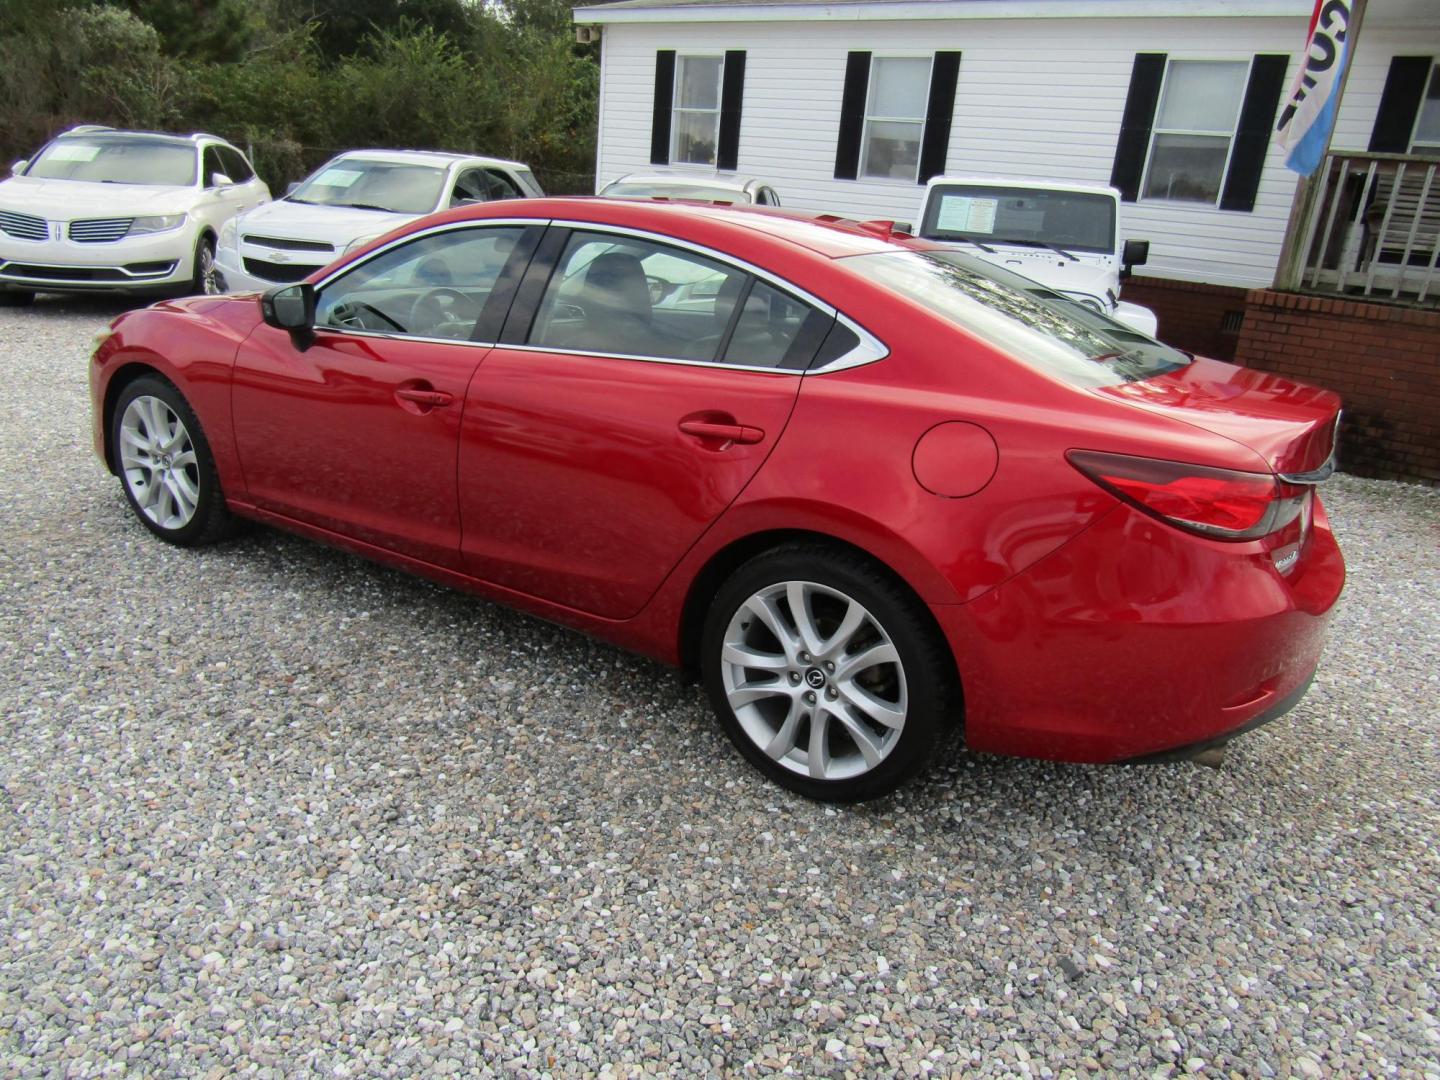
[{"left": 595, "top": 15, "right": 1440, "bottom": 289}]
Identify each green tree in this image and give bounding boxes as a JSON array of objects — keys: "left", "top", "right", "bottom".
[
  {"left": 102, "top": 0, "right": 259, "bottom": 61},
  {"left": 275, "top": 0, "right": 473, "bottom": 63}
]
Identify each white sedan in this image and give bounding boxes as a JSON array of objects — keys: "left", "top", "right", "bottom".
[
  {"left": 599, "top": 174, "right": 782, "bottom": 207},
  {"left": 0, "top": 126, "right": 269, "bottom": 304},
  {"left": 214, "top": 150, "right": 545, "bottom": 293}
]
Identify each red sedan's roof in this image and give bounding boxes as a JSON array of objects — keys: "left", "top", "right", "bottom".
[{"left": 424, "top": 196, "right": 906, "bottom": 262}]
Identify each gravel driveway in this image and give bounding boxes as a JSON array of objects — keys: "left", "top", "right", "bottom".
[{"left": 1, "top": 294, "right": 1437, "bottom": 1079}]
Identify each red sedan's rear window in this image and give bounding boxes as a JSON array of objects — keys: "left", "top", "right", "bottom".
[{"left": 845, "top": 249, "right": 1191, "bottom": 387}]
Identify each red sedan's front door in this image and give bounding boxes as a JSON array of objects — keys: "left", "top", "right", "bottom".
[
  {"left": 230, "top": 221, "right": 536, "bottom": 570},
  {"left": 232, "top": 325, "right": 487, "bottom": 569},
  {"left": 457, "top": 349, "right": 801, "bottom": 618}
]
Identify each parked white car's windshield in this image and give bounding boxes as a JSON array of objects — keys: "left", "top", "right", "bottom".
[
  {"left": 602, "top": 181, "right": 750, "bottom": 204},
  {"left": 849, "top": 248, "right": 1190, "bottom": 386},
  {"left": 920, "top": 185, "right": 1115, "bottom": 254},
  {"left": 26, "top": 137, "right": 197, "bottom": 186},
  {"left": 289, "top": 160, "right": 446, "bottom": 215}
]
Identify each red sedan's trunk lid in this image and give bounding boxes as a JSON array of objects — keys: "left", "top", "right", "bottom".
[{"left": 1095, "top": 356, "right": 1342, "bottom": 475}]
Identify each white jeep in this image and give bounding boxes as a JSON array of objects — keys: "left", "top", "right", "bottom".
[{"left": 907, "top": 176, "right": 1157, "bottom": 338}]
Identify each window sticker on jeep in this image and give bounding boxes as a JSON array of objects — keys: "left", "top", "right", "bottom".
[
  {"left": 313, "top": 168, "right": 363, "bottom": 188},
  {"left": 49, "top": 144, "right": 102, "bottom": 162},
  {"left": 935, "top": 195, "right": 998, "bottom": 235}
]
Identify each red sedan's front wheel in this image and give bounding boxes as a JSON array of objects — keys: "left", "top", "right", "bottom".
[{"left": 111, "top": 375, "right": 233, "bottom": 547}]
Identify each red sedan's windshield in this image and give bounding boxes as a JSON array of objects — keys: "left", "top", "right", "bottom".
[{"left": 847, "top": 249, "right": 1191, "bottom": 387}]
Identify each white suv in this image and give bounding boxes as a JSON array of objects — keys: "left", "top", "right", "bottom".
[
  {"left": 213, "top": 150, "right": 544, "bottom": 293},
  {"left": 0, "top": 126, "right": 270, "bottom": 304}
]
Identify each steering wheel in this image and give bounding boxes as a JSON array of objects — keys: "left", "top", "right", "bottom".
[
  {"left": 410, "top": 288, "right": 480, "bottom": 339},
  {"left": 646, "top": 275, "right": 671, "bottom": 305},
  {"left": 328, "top": 300, "right": 406, "bottom": 334}
]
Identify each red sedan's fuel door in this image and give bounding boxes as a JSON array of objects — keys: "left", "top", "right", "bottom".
[
  {"left": 230, "top": 222, "right": 543, "bottom": 569},
  {"left": 457, "top": 227, "right": 834, "bottom": 619}
]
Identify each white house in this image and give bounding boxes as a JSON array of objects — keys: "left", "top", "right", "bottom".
[{"left": 573, "top": 0, "right": 1440, "bottom": 292}]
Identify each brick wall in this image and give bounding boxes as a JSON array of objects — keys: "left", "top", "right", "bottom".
[
  {"left": 1121, "top": 276, "right": 1249, "bottom": 361},
  {"left": 1234, "top": 290, "right": 1440, "bottom": 484}
]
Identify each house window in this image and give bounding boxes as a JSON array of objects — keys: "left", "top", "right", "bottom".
[
  {"left": 672, "top": 55, "right": 724, "bottom": 166},
  {"left": 861, "top": 57, "right": 932, "bottom": 180},
  {"left": 1142, "top": 59, "right": 1249, "bottom": 204},
  {"left": 1413, "top": 61, "right": 1440, "bottom": 152}
]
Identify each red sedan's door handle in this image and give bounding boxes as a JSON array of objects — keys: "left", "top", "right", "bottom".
[
  {"left": 395, "top": 387, "right": 454, "bottom": 408},
  {"left": 678, "top": 419, "right": 765, "bottom": 445}
]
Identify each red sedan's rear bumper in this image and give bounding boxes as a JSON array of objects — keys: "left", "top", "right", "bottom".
[{"left": 932, "top": 497, "right": 1345, "bottom": 763}]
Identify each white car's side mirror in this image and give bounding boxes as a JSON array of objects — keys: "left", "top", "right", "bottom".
[
  {"left": 11, "top": 159, "right": 28, "bottom": 176},
  {"left": 209, "top": 172, "right": 234, "bottom": 189}
]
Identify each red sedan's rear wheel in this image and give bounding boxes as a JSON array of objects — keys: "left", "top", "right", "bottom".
[
  {"left": 701, "top": 544, "right": 956, "bottom": 802},
  {"left": 111, "top": 375, "right": 233, "bottom": 546}
]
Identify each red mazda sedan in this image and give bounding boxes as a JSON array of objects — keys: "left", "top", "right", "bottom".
[{"left": 89, "top": 198, "right": 1344, "bottom": 801}]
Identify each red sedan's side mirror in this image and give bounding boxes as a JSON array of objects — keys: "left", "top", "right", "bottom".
[{"left": 261, "top": 282, "right": 316, "bottom": 348}]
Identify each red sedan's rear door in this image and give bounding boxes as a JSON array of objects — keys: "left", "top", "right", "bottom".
[{"left": 456, "top": 226, "right": 833, "bottom": 619}]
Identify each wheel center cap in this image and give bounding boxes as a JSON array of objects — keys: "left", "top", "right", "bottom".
[{"left": 804, "top": 667, "right": 826, "bottom": 689}]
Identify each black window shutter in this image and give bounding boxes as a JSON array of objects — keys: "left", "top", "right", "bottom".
[
  {"left": 918, "top": 51, "right": 961, "bottom": 184},
  {"left": 1110, "top": 53, "right": 1167, "bottom": 202},
  {"left": 651, "top": 50, "right": 676, "bottom": 166},
  {"left": 834, "top": 51, "right": 872, "bottom": 180},
  {"left": 1220, "top": 54, "right": 1289, "bottom": 212},
  {"left": 1368, "top": 56, "right": 1432, "bottom": 152},
  {"left": 718, "top": 50, "right": 746, "bottom": 171}
]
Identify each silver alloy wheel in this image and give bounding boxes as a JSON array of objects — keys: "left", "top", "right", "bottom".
[
  {"left": 118, "top": 395, "right": 201, "bottom": 530},
  {"left": 198, "top": 241, "right": 220, "bottom": 295},
  {"left": 720, "top": 580, "right": 908, "bottom": 781}
]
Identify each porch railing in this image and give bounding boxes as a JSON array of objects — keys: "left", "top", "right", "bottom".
[{"left": 1275, "top": 150, "right": 1440, "bottom": 305}]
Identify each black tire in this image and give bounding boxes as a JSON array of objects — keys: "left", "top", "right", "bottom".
[
  {"left": 110, "top": 374, "right": 234, "bottom": 547},
  {"left": 700, "top": 543, "right": 957, "bottom": 802},
  {"left": 0, "top": 289, "right": 35, "bottom": 307},
  {"left": 192, "top": 233, "right": 219, "bottom": 295}
]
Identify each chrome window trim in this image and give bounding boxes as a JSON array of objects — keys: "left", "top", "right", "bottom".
[
  {"left": 547, "top": 219, "right": 836, "bottom": 317},
  {"left": 312, "top": 326, "right": 496, "bottom": 351},
  {"left": 308, "top": 216, "right": 892, "bottom": 372},
  {"left": 497, "top": 341, "right": 809, "bottom": 375},
  {"left": 542, "top": 219, "right": 890, "bottom": 375},
  {"left": 811, "top": 315, "right": 889, "bottom": 374}
]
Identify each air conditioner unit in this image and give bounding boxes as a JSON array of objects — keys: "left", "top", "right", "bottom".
[{"left": 575, "top": 25, "right": 600, "bottom": 44}]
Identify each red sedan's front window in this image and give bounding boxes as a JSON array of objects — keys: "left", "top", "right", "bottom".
[{"left": 846, "top": 249, "right": 1191, "bottom": 387}]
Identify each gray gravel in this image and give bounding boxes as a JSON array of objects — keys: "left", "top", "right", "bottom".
[{"left": 1, "top": 293, "right": 1437, "bottom": 1079}]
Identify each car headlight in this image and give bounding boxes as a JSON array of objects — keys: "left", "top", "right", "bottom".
[
  {"left": 128, "top": 214, "right": 188, "bottom": 235},
  {"left": 343, "top": 232, "right": 385, "bottom": 256},
  {"left": 1061, "top": 292, "right": 1107, "bottom": 315}
]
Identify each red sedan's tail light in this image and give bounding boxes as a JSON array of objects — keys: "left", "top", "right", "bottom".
[{"left": 1068, "top": 450, "right": 1309, "bottom": 541}]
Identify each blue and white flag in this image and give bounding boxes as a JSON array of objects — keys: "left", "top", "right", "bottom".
[{"left": 1275, "top": 0, "right": 1356, "bottom": 177}]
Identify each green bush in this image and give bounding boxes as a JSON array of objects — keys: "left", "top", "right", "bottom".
[{"left": 0, "top": 0, "right": 598, "bottom": 192}]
